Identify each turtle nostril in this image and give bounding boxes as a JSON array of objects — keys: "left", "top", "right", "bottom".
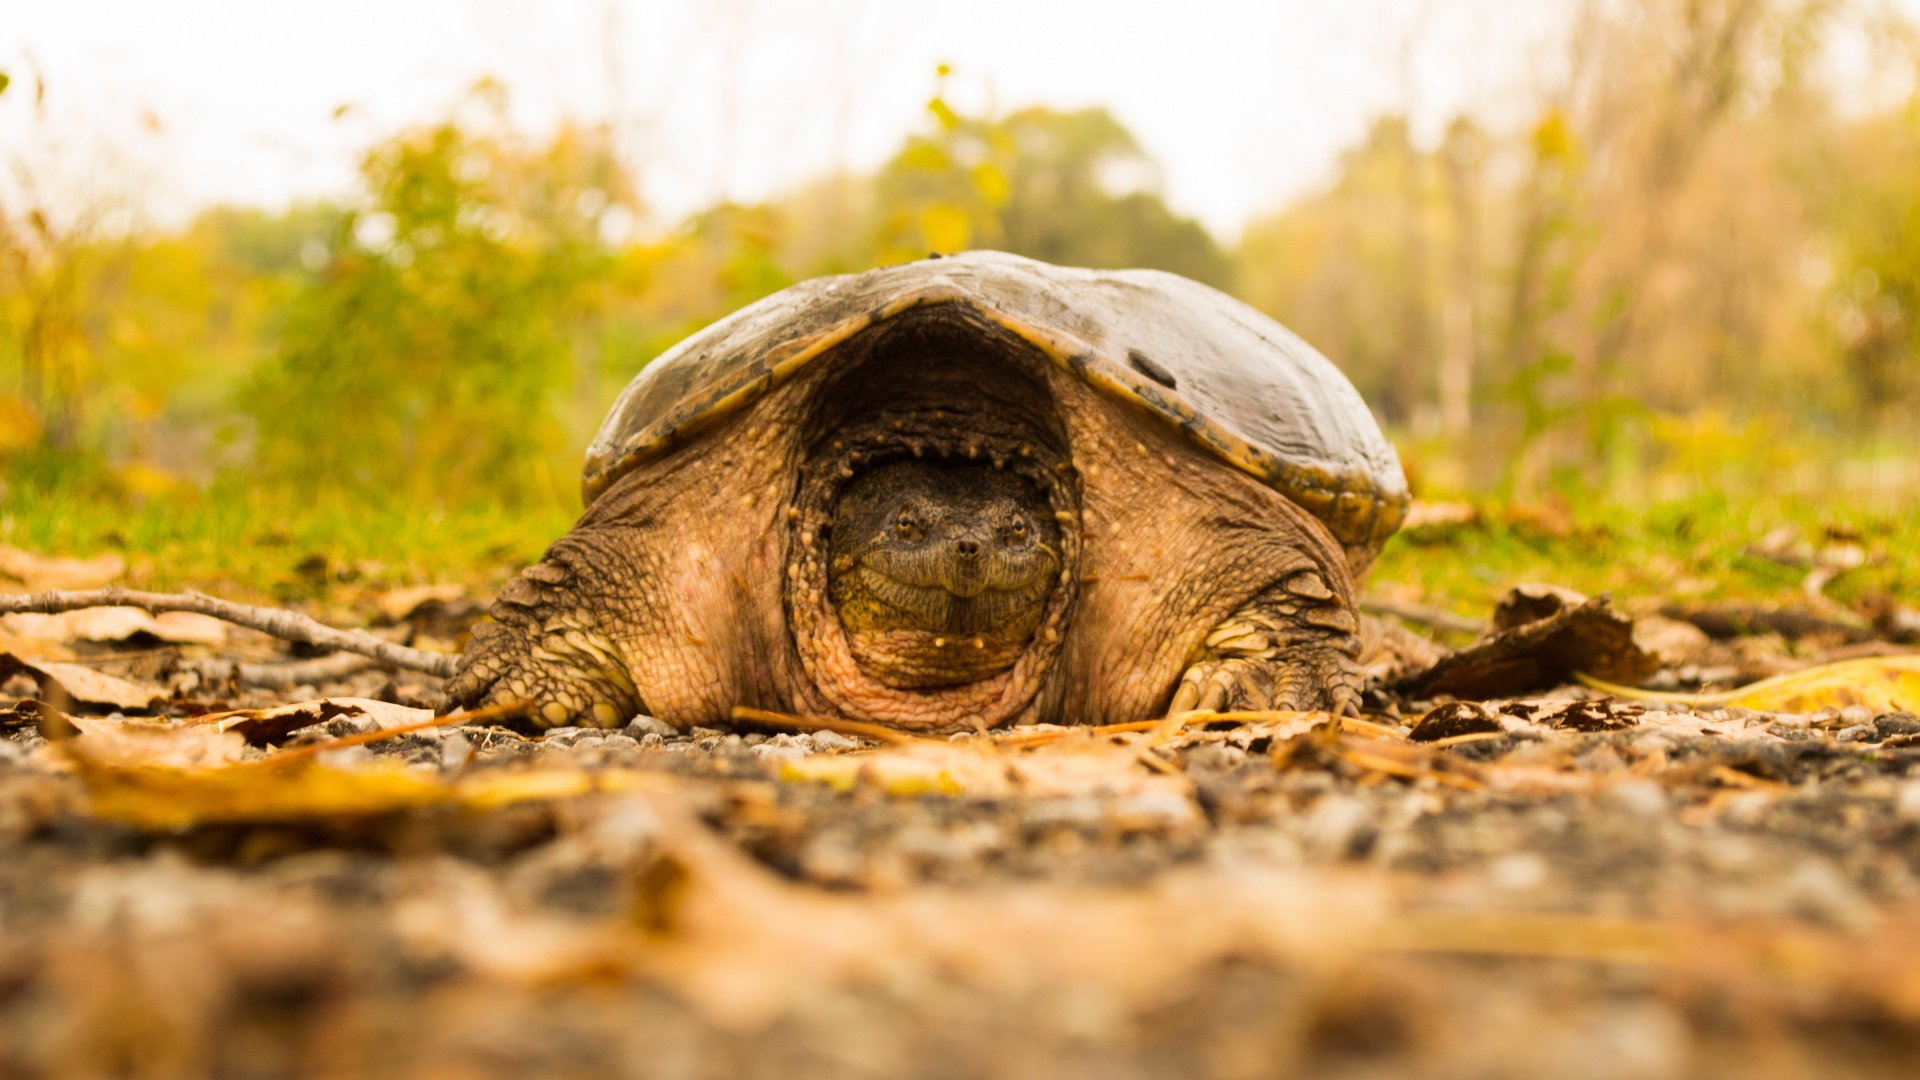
[{"left": 955, "top": 538, "right": 981, "bottom": 557}]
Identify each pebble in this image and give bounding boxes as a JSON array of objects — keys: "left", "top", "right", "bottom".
[
  {"left": 1896, "top": 781, "right": 1920, "bottom": 824},
  {"left": 1599, "top": 779, "right": 1669, "bottom": 820},
  {"left": 1486, "top": 852, "right": 1549, "bottom": 892},
  {"left": 1840, "top": 705, "right": 1876, "bottom": 727},
  {"left": 750, "top": 742, "right": 807, "bottom": 765},
  {"left": 1779, "top": 858, "right": 1874, "bottom": 927},
  {"left": 809, "top": 731, "right": 858, "bottom": 752},
  {"left": 1299, "top": 794, "right": 1373, "bottom": 860},
  {"left": 439, "top": 732, "right": 473, "bottom": 770},
  {"left": 624, "top": 715, "right": 677, "bottom": 738}
]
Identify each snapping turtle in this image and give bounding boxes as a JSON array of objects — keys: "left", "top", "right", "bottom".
[{"left": 449, "top": 251, "right": 1408, "bottom": 732}]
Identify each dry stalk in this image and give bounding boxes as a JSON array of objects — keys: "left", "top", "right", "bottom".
[
  {"left": 729, "top": 705, "right": 924, "bottom": 745},
  {"left": 0, "top": 587, "right": 458, "bottom": 677}
]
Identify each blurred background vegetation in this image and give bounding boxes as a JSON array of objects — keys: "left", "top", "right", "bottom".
[{"left": 2, "top": 0, "right": 1917, "bottom": 574}]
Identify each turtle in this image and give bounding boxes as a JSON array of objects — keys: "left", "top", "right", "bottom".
[{"left": 447, "top": 251, "right": 1409, "bottom": 732}]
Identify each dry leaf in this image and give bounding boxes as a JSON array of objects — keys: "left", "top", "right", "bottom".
[
  {"left": 65, "top": 716, "right": 251, "bottom": 768},
  {"left": 1402, "top": 500, "right": 1480, "bottom": 531},
  {"left": 68, "top": 755, "right": 653, "bottom": 830},
  {"left": 780, "top": 739, "right": 1198, "bottom": 822},
  {"left": 0, "top": 544, "right": 125, "bottom": 589},
  {"left": 1396, "top": 587, "right": 1656, "bottom": 698},
  {"left": 190, "top": 697, "right": 435, "bottom": 744},
  {"left": 0, "top": 652, "right": 166, "bottom": 712},
  {"left": 0, "top": 628, "right": 75, "bottom": 661},
  {"left": 375, "top": 583, "right": 467, "bottom": 622},
  {"left": 1581, "top": 655, "right": 1920, "bottom": 715},
  {"left": 1, "top": 607, "right": 227, "bottom": 645}
]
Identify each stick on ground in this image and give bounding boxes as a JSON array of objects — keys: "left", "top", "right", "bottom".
[{"left": 0, "top": 587, "right": 460, "bottom": 678}]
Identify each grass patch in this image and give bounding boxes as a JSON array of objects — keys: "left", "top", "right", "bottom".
[
  {"left": 1, "top": 482, "right": 576, "bottom": 601},
  {"left": 5, "top": 484, "right": 1915, "bottom": 619},
  {"left": 1371, "top": 492, "right": 1920, "bottom": 618}
]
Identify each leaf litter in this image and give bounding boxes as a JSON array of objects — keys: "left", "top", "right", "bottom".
[{"left": 2, "top": 555, "right": 1920, "bottom": 1076}]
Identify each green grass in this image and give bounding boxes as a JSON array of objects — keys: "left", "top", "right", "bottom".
[
  {"left": 4, "top": 483, "right": 1915, "bottom": 621},
  {"left": 1, "top": 483, "right": 576, "bottom": 602},
  {"left": 1370, "top": 492, "right": 1920, "bottom": 619}
]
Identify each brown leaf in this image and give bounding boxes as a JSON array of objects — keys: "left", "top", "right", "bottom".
[
  {"left": 190, "top": 697, "right": 434, "bottom": 745},
  {"left": 1395, "top": 587, "right": 1657, "bottom": 699},
  {"left": 0, "top": 627, "right": 75, "bottom": 661},
  {"left": 0, "top": 652, "right": 166, "bottom": 713},
  {"left": 1581, "top": 655, "right": 1920, "bottom": 715},
  {"left": 0, "top": 608, "right": 227, "bottom": 645},
  {"left": 0, "top": 544, "right": 126, "bottom": 590},
  {"left": 66, "top": 716, "right": 250, "bottom": 768},
  {"left": 374, "top": 584, "right": 468, "bottom": 623}
]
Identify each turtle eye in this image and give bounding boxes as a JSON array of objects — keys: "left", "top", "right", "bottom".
[
  {"left": 893, "top": 513, "right": 922, "bottom": 541},
  {"left": 1003, "top": 517, "right": 1030, "bottom": 545}
]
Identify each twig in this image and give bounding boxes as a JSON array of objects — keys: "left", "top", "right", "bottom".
[
  {"left": 258, "top": 699, "right": 531, "bottom": 768},
  {"left": 181, "top": 652, "right": 381, "bottom": 690},
  {"left": 0, "top": 587, "right": 458, "bottom": 678},
  {"left": 1361, "top": 599, "right": 1484, "bottom": 636},
  {"left": 729, "top": 705, "right": 924, "bottom": 745}
]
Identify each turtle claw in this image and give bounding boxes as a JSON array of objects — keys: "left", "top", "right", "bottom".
[{"left": 1171, "top": 654, "right": 1359, "bottom": 716}]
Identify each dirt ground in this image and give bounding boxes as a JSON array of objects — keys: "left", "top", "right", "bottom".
[{"left": 1, "top": 584, "right": 1918, "bottom": 1079}]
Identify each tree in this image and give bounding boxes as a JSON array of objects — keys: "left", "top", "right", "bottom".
[{"left": 244, "top": 84, "right": 640, "bottom": 505}]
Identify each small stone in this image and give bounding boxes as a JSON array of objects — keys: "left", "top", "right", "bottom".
[
  {"left": 1486, "top": 852, "right": 1548, "bottom": 892},
  {"left": 751, "top": 742, "right": 807, "bottom": 764},
  {"left": 1896, "top": 781, "right": 1920, "bottom": 824},
  {"left": 809, "top": 731, "right": 858, "bottom": 752},
  {"left": 440, "top": 732, "right": 473, "bottom": 770},
  {"left": 624, "top": 715, "right": 677, "bottom": 738},
  {"left": 1840, "top": 705, "right": 1875, "bottom": 727},
  {"left": 1600, "top": 779, "right": 1669, "bottom": 820},
  {"left": 1299, "top": 794, "right": 1373, "bottom": 860}
]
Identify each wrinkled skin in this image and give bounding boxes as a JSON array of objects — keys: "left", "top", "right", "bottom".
[
  {"left": 829, "top": 461, "right": 1062, "bottom": 689},
  {"left": 448, "top": 318, "right": 1364, "bottom": 733}
]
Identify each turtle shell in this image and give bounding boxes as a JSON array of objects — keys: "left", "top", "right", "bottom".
[{"left": 584, "top": 251, "right": 1409, "bottom": 563}]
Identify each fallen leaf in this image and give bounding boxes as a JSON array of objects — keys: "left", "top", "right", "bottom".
[
  {"left": 189, "top": 697, "right": 435, "bottom": 744},
  {"left": 1631, "top": 615, "right": 1711, "bottom": 666},
  {"left": 0, "top": 607, "right": 228, "bottom": 645},
  {"left": 0, "top": 544, "right": 125, "bottom": 589},
  {"left": 1395, "top": 587, "right": 1656, "bottom": 699},
  {"left": 1401, "top": 500, "right": 1480, "bottom": 532},
  {"left": 65, "top": 716, "right": 250, "bottom": 768},
  {"left": 1580, "top": 655, "right": 1920, "bottom": 715},
  {"left": 67, "top": 753, "right": 655, "bottom": 830},
  {"left": 0, "top": 628, "right": 74, "bottom": 661},
  {"left": 375, "top": 583, "right": 468, "bottom": 623},
  {"left": 0, "top": 652, "right": 166, "bottom": 712},
  {"left": 780, "top": 738, "right": 1198, "bottom": 823}
]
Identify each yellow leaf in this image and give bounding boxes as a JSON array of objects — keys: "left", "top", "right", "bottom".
[
  {"left": 1530, "top": 108, "right": 1577, "bottom": 163},
  {"left": 971, "top": 162, "right": 1010, "bottom": 207},
  {"left": 928, "top": 95, "right": 961, "bottom": 131},
  {"left": 920, "top": 203, "right": 972, "bottom": 254},
  {"left": 1578, "top": 655, "right": 1920, "bottom": 715}
]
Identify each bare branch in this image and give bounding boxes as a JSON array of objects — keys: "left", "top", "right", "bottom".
[{"left": 0, "top": 587, "right": 459, "bottom": 678}]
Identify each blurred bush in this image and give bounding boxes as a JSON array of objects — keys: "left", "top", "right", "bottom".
[{"left": 3, "top": 0, "right": 1918, "bottom": 513}]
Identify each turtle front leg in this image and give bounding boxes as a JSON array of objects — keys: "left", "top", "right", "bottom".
[
  {"left": 1170, "top": 568, "right": 1363, "bottom": 716},
  {"left": 447, "top": 534, "right": 648, "bottom": 729}
]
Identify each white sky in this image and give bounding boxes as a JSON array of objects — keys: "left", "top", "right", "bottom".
[{"left": 0, "top": 1, "right": 1615, "bottom": 239}]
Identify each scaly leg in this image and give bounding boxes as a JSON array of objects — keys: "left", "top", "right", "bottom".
[
  {"left": 445, "top": 533, "right": 647, "bottom": 728},
  {"left": 1169, "top": 568, "right": 1363, "bottom": 716}
]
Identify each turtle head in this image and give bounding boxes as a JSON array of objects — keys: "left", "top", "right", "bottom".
[{"left": 827, "top": 460, "right": 1061, "bottom": 688}]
